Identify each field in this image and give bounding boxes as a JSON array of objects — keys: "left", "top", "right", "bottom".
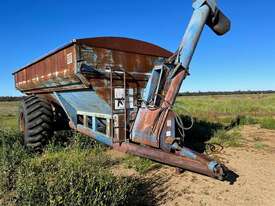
[
  {"left": 0, "top": 101, "right": 20, "bottom": 129},
  {"left": 1, "top": 94, "right": 275, "bottom": 206},
  {"left": 175, "top": 94, "right": 275, "bottom": 126}
]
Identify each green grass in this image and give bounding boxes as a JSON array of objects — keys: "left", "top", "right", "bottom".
[
  {"left": 0, "top": 129, "right": 147, "bottom": 206},
  {"left": 208, "top": 129, "right": 243, "bottom": 147},
  {"left": 238, "top": 115, "right": 259, "bottom": 125},
  {"left": 1, "top": 93, "right": 275, "bottom": 205},
  {"left": 175, "top": 94, "right": 275, "bottom": 125},
  {"left": 0, "top": 101, "right": 19, "bottom": 129},
  {"left": 254, "top": 141, "right": 267, "bottom": 150},
  {"left": 15, "top": 149, "right": 137, "bottom": 206},
  {"left": 260, "top": 117, "right": 275, "bottom": 130},
  {"left": 0, "top": 115, "right": 18, "bottom": 128},
  {"left": 0, "top": 101, "right": 20, "bottom": 116},
  {"left": 122, "top": 155, "right": 161, "bottom": 174}
]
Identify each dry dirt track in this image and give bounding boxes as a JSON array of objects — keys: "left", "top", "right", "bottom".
[
  {"left": 150, "top": 125, "right": 275, "bottom": 206},
  {"left": 112, "top": 125, "right": 275, "bottom": 206}
]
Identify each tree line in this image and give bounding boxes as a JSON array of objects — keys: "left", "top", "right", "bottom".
[
  {"left": 0, "top": 90, "right": 275, "bottom": 101},
  {"left": 0, "top": 96, "right": 25, "bottom": 101},
  {"left": 178, "top": 90, "right": 275, "bottom": 96}
]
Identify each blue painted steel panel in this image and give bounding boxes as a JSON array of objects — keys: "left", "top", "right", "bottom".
[
  {"left": 77, "top": 125, "right": 113, "bottom": 146},
  {"left": 143, "top": 65, "right": 162, "bottom": 103},
  {"left": 54, "top": 90, "right": 112, "bottom": 126},
  {"left": 56, "top": 91, "right": 111, "bottom": 114},
  {"left": 54, "top": 92, "right": 78, "bottom": 126}
]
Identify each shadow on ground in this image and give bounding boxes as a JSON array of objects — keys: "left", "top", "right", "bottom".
[
  {"left": 179, "top": 115, "right": 223, "bottom": 153},
  {"left": 176, "top": 115, "right": 240, "bottom": 185},
  {"left": 180, "top": 115, "right": 241, "bottom": 153},
  {"left": 132, "top": 173, "right": 174, "bottom": 206}
]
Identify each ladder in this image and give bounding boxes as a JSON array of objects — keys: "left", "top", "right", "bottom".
[{"left": 110, "top": 66, "right": 139, "bottom": 144}]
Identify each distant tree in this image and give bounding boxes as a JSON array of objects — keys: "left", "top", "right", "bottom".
[{"left": 0, "top": 96, "right": 24, "bottom": 101}]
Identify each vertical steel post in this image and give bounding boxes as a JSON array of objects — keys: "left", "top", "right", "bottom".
[
  {"left": 83, "top": 115, "right": 88, "bottom": 128},
  {"left": 106, "top": 119, "right": 111, "bottom": 137},
  {"left": 92, "top": 116, "right": 97, "bottom": 132},
  {"left": 110, "top": 67, "right": 114, "bottom": 139},
  {"left": 124, "top": 70, "right": 127, "bottom": 142}
]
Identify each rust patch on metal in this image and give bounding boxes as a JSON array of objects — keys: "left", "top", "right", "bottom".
[
  {"left": 112, "top": 143, "right": 214, "bottom": 177},
  {"left": 76, "top": 37, "right": 172, "bottom": 57},
  {"left": 13, "top": 37, "right": 171, "bottom": 95},
  {"left": 14, "top": 44, "right": 79, "bottom": 92}
]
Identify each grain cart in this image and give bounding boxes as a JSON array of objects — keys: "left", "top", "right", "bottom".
[{"left": 13, "top": 0, "right": 231, "bottom": 180}]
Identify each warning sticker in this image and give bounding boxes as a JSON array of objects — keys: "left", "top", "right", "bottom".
[
  {"left": 66, "top": 53, "right": 73, "bottom": 65},
  {"left": 114, "top": 88, "right": 134, "bottom": 110}
]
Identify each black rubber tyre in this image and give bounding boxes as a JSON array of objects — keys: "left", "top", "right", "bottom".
[{"left": 19, "top": 95, "right": 53, "bottom": 151}]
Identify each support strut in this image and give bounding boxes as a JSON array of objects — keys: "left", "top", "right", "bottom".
[{"left": 113, "top": 142, "right": 227, "bottom": 180}]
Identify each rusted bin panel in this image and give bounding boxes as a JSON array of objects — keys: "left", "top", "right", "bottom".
[
  {"left": 76, "top": 37, "right": 171, "bottom": 74},
  {"left": 13, "top": 44, "right": 80, "bottom": 92},
  {"left": 13, "top": 37, "right": 172, "bottom": 94}
]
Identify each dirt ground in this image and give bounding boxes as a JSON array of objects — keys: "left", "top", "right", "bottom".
[{"left": 112, "top": 125, "right": 275, "bottom": 206}]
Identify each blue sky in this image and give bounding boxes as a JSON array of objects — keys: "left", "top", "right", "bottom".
[{"left": 1, "top": 0, "right": 275, "bottom": 96}]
